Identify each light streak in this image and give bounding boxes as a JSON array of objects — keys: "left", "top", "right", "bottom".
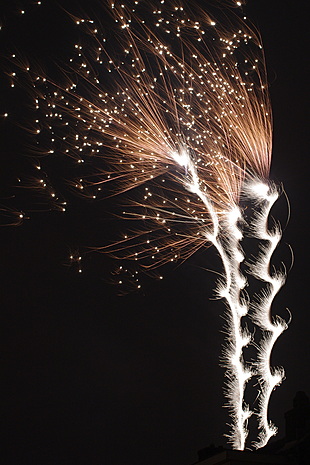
[
  {"left": 172, "top": 147, "right": 253, "bottom": 449},
  {"left": 1, "top": 0, "right": 288, "bottom": 450},
  {"left": 216, "top": 206, "right": 253, "bottom": 450},
  {"left": 246, "top": 182, "right": 287, "bottom": 448}
]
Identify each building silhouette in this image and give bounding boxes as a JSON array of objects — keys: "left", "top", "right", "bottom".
[{"left": 193, "top": 392, "right": 310, "bottom": 465}]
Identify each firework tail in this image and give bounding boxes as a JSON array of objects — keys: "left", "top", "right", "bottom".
[{"left": 245, "top": 182, "right": 287, "bottom": 448}]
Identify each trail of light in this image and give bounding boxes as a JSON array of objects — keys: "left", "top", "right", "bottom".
[
  {"left": 210, "top": 207, "right": 253, "bottom": 450},
  {"left": 215, "top": 208, "right": 253, "bottom": 450},
  {"left": 246, "top": 182, "right": 287, "bottom": 448},
  {"left": 174, "top": 147, "right": 253, "bottom": 450}
]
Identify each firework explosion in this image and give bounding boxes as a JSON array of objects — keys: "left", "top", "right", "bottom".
[{"left": 1, "top": 0, "right": 288, "bottom": 451}]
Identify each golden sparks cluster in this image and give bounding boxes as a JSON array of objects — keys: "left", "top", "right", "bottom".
[{"left": 2, "top": 0, "right": 272, "bottom": 284}]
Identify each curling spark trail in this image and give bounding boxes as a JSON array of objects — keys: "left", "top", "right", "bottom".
[
  {"left": 217, "top": 206, "right": 253, "bottom": 450},
  {"left": 173, "top": 148, "right": 253, "bottom": 450},
  {"left": 246, "top": 182, "right": 287, "bottom": 448}
]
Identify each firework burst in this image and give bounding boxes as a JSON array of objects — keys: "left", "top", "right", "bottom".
[{"left": 1, "top": 0, "right": 288, "bottom": 451}]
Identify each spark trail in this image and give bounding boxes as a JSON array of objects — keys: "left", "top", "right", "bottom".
[
  {"left": 217, "top": 206, "right": 252, "bottom": 450},
  {"left": 173, "top": 147, "right": 253, "bottom": 449},
  {"left": 246, "top": 182, "right": 287, "bottom": 448}
]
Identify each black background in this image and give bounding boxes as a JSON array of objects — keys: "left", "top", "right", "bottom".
[{"left": 1, "top": 1, "right": 309, "bottom": 464}]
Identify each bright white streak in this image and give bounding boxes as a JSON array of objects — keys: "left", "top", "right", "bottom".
[
  {"left": 172, "top": 148, "right": 253, "bottom": 450},
  {"left": 246, "top": 182, "right": 287, "bottom": 448}
]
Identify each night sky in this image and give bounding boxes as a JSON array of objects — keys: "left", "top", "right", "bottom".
[{"left": 1, "top": 1, "right": 309, "bottom": 464}]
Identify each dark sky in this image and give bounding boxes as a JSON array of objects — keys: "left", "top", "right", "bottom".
[{"left": 1, "top": 1, "right": 309, "bottom": 464}]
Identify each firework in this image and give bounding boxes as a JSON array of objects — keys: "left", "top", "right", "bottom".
[{"left": 2, "top": 0, "right": 288, "bottom": 450}]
